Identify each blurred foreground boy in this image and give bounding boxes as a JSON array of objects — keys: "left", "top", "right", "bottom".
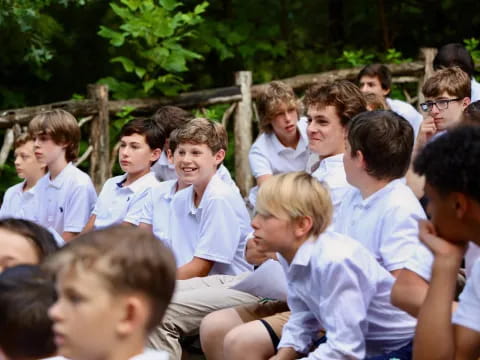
[
  {"left": 47, "top": 226, "right": 176, "bottom": 360},
  {"left": 407, "top": 125, "right": 480, "bottom": 360}
]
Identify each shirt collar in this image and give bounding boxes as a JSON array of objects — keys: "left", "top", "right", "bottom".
[
  {"left": 158, "top": 151, "right": 175, "bottom": 169},
  {"left": 358, "top": 178, "right": 403, "bottom": 209},
  {"left": 270, "top": 122, "right": 309, "bottom": 156},
  {"left": 162, "top": 180, "right": 179, "bottom": 201},
  {"left": 117, "top": 172, "right": 156, "bottom": 193},
  {"left": 46, "top": 162, "right": 73, "bottom": 189},
  {"left": 188, "top": 174, "right": 220, "bottom": 216}
]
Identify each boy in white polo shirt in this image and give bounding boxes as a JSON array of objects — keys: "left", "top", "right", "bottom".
[
  {"left": 225, "top": 172, "right": 415, "bottom": 360},
  {"left": 337, "top": 110, "right": 426, "bottom": 276},
  {"left": 0, "top": 133, "right": 46, "bottom": 220},
  {"left": 29, "top": 109, "right": 97, "bottom": 242},
  {"left": 82, "top": 118, "right": 162, "bottom": 232},
  {"left": 248, "top": 81, "right": 309, "bottom": 207},
  {"left": 167, "top": 118, "right": 252, "bottom": 279},
  {"left": 407, "top": 126, "right": 480, "bottom": 359}
]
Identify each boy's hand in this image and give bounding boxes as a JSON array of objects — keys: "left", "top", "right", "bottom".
[
  {"left": 418, "top": 220, "right": 467, "bottom": 261},
  {"left": 415, "top": 115, "right": 437, "bottom": 151},
  {"left": 245, "top": 236, "right": 277, "bottom": 265}
]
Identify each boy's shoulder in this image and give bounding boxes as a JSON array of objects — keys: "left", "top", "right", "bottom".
[
  {"left": 54, "top": 163, "right": 94, "bottom": 188},
  {"left": 3, "top": 181, "right": 25, "bottom": 197},
  {"left": 151, "top": 179, "right": 178, "bottom": 199}
]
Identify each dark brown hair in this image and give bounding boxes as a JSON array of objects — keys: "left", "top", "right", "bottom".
[{"left": 357, "top": 64, "right": 392, "bottom": 94}]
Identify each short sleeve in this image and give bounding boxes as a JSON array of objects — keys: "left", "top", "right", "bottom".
[
  {"left": 249, "top": 138, "right": 273, "bottom": 178},
  {"left": 64, "top": 182, "right": 97, "bottom": 232},
  {"left": 453, "top": 259, "right": 480, "bottom": 332},
  {"left": 124, "top": 189, "right": 151, "bottom": 225},
  {"left": 404, "top": 242, "right": 434, "bottom": 281}
]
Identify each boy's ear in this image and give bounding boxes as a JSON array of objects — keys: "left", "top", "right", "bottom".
[
  {"left": 453, "top": 192, "right": 469, "bottom": 219},
  {"left": 116, "top": 295, "right": 150, "bottom": 338},
  {"left": 150, "top": 148, "right": 161, "bottom": 163},
  {"left": 214, "top": 149, "right": 226, "bottom": 165},
  {"left": 166, "top": 149, "right": 174, "bottom": 164},
  {"left": 461, "top": 97, "right": 471, "bottom": 110},
  {"left": 294, "top": 216, "right": 313, "bottom": 238}
]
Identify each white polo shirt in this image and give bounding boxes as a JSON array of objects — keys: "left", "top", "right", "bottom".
[
  {"left": 248, "top": 117, "right": 309, "bottom": 206},
  {"left": 0, "top": 181, "right": 39, "bottom": 221},
  {"left": 453, "top": 257, "right": 480, "bottom": 333},
  {"left": 311, "top": 154, "right": 353, "bottom": 221},
  {"left": 151, "top": 151, "right": 177, "bottom": 181},
  {"left": 406, "top": 242, "right": 480, "bottom": 281},
  {"left": 34, "top": 163, "right": 97, "bottom": 234},
  {"left": 92, "top": 172, "right": 158, "bottom": 229},
  {"left": 471, "top": 78, "right": 480, "bottom": 102},
  {"left": 386, "top": 98, "right": 422, "bottom": 137},
  {"left": 124, "top": 180, "right": 178, "bottom": 245},
  {"left": 278, "top": 231, "right": 416, "bottom": 358},
  {"left": 334, "top": 179, "right": 426, "bottom": 272},
  {"left": 169, "top": 174, "right": 253, "bottom": 275}
]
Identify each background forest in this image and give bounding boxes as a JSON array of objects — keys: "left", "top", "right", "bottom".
[{"left": 1, "top": 0, "right": 480, "bottom": 194}]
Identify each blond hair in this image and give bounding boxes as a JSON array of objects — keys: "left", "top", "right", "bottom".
[
  {"left": 422, "top": 66, "right": 471, "bottom": 99},
  {"left": 257, "top": 81, "right": 300, "bottom": 133},
  {"left": 256, "top": 172, "right": 332, "bottom": 237},
  {"left": 28, "top": 109, "right": 80, "bottom": 162},
  {"left": 171, "top": 117, "right": 227, "bottom": 154},
  {"left": 14, "top": 133, "right": 33, "bottom": 149},
  {"left": 44, "top": 226, "right": 176, "bottom": 332}
]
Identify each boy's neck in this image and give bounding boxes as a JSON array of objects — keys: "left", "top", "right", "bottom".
[
  {"left": 277, "top": 129, "right": 300, "bottom": 150},
  {"left": 23, "top": 172, "right": 45, "bottom": 191},
  {"left": 124, "top": 168, "right": 150, "bottom": 187},
  {"left": 48, "top": 158, "right": 69, "bottom": 180},
  {"left": 175, "top": 179, "right": 189, "bottom": 193},
  {"left": 358, "top": 177, "right": 392, "bottom": 199},
  {"left": 280, "top": 234, "right": 310, "bottom": 265},
  {"left": 102, "top": 336, "right": 146, "bottom": 360},
  {"left": 193, "top": 174, "right": 215, "bottom": 207}
]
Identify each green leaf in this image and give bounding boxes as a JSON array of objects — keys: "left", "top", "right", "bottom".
[
  {"left": 98, "top": 26, "right": 125, "bottom": 46},
  {"left": 143, "top": 79, "right": 156, "bottom": 93},
  {"left": 111, "top": 56, "right": 135, "bottom": 72},
  {"left": 159, "top": 0, "right": 179, "bottom": 11}
]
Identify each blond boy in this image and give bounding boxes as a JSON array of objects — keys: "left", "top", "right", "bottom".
[
  {"left": 29, "top": 109, "right": 97, "bottom": 241},
  {"left": 46, "top": 226, "right": 176, "bottom": 360},
  {"left": 0, "top": 133, "right": 46, "bottom": 220},
  {"left": 222, "top": 173, "right": 415, "bottom": 359}
]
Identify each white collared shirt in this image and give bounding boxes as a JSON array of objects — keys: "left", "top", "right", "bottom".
[
  {"left": 151, "top": 151, "right": 177, "bottom": 181},
  {"left": 453, "top": 257, "right": 480, "bottom": 333},
  {"left": 406, "top": 242, "right": 480, "bottom": 281},
  {"left": 0, "top": 181, "right": 39, "bottom": 221},
  {"left": 386, "top": 98, "right": 422, "bottom": 137},
  {"left": 311, "top": 154, "right": 353, "bottom": 221},
  {"left": 248, "top": 117, "right": 310, "bottom": 206},
  {"left": 471, "top": 78, "right": 480, "bottom": 102},
  {"left": 278, "top": 230, "right": 416, "bottom": 358},
  {"left": 124, "top": 179, "right": 178, "bottom": 245},
  {"left": 34, "top": 163, "right": 97, "bottom": 234},
  {"left": 169, "top": 174, "right": 253, "bottom": 275},
  {"left": 130, "top": 349, "right": 170, "bottom": 360},
  {"left": 334, "top": 179, "right": 426, "bottom": 272},
  {"left": 92, "top": 172, "right": 159, "bottom": 229}
]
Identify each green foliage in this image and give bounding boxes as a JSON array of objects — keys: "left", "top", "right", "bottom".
[
  {"left": 464, "top": 38, "right": 480, "bottom": 64},
  {"left": 337, "top": 49, "right": 375, "bottom": 68},
  {"left": 382, "top": 49, "right": 412, "bottom": 64},
  {"left": 98, "top": 0, "right": 208, "bottom": 98}
]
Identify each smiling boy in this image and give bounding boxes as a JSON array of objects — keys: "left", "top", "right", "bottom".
[
  {"left": 0, "top": 134, "right": 46, "bottom": 220},
  {"left": 168, "top": 118, "right": 252, "bottom": 279},
  {"left": 29, "top": 109, "right": 97, "bottom": 242},
  {"left": 82, "top": 118, "right": 162, "bottom": 232}
]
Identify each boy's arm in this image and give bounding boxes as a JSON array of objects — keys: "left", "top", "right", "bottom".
[
  {"left": 413, "top": 221, "right": 467, "bottom": 360},
  {"left": 391, "top": 269, "right": 429, "bottom": 318},
  {"left": 81, "top": 215, "right": 96, "bottom": 234},
  {"left": 454, "top": 326, "right": 480, "bottom": 360},
  {"left": 176, "top": 257, "right": 214, "bottom": 280},
  {"left": 62, "top": 231, "right": 78, "bottom": 242}
]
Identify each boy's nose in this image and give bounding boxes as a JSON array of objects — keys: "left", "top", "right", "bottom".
[{"left": 48, "top": 300, "right": 62, "bottom": 322}]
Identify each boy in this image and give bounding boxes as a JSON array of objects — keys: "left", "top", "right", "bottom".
[
  {"left": 46, "top": 226, "right": 176, "bottom": 360},
  {"left": 0, "top": 133, "right": 46, "bottom": 220},
  {"left": 167, "top": 118, "right": 252, "bottom": 279},
  {"left": 82, "top": 118, "right": 162, "bottom": 231},
  {"left": 433, "top": 43, "right": 480, "bottom": 102},
  {"left": 228, "top": 172, "right": 416, "bottom": 359},
  {"left": 358, "top": 63, "right": 422, "bottom": 135},
  {"left": 151, "top": 105, "right": 193, "bottom": 181},
  {"left": 0, "top": 265, "right": 59, "bottom": 360},
  {"left": 408, "top": 125, "right": 480, "bottom": 359},
  {"left": 407, "top": 67, "right": 471, "bottom": 199},
  {"left": 248, "top": 81, "right": 309, "bottom": 206},
  {"left": 29, "top": 109, "right": 97, "bottom": 242}
]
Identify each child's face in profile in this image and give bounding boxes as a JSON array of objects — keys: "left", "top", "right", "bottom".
[
  {"left": 0, "top": 228, "right": 40, "bottom": 273},
  {"left": 173, "top": 142, "right": 224, "bottom": 188},
  {"left": 342, "top": 139, "right": 363, "bottom": 188},
  {"left": 306, "top": 105, "right": 346, "bottom": 158},
  {"left": 14, "top": 141, "right": 45, "bottom": 180},
  {"left": 32, "top": 133, "right": 66, "bottom": 166},
  {"left": 119, "top": 133, "right": 160, "bottom": 176},
  {"left": 424, "top": 91, "right": 469, "bottom": 131},
  {"left": 49, "top": 268, "right": 125, "bottom": 360},
  {"left": 251, "top": 211, "right": 296, "bottom": 257},
  {"left": 270, "top": 102, "right": 299, "bottom": 142}
]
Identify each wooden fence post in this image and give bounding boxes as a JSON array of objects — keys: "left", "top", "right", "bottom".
[
  {"left": 87, "top": 84, "right": 110, "bottom": 192},
  {"left": 234, "top": 71, "right": 253, "bottom": 197},
  {"left": 417, "top": 47, "right": 438, "bottom": 109}
]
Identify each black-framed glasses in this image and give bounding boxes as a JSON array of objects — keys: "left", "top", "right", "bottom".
[{"left": 420, "top": 98, "right": 462, "bottom": 112}]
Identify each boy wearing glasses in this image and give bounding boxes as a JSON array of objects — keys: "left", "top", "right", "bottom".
[{"left": 407, "top": 66, "right": 471, "bottom": 198}]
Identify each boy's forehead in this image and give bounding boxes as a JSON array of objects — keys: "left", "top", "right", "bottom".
[
  {"left": 270, "top": 99, "right": 296, "bottom": 112},
  {"left": 360, "top": 75, "right": 381, "bottom": 84},
  {"left": 425, "top": 91, "right": 456, "bottom": 101},
  {"left": 120, "top": 132, "right": 147, "bottom": 142}
]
